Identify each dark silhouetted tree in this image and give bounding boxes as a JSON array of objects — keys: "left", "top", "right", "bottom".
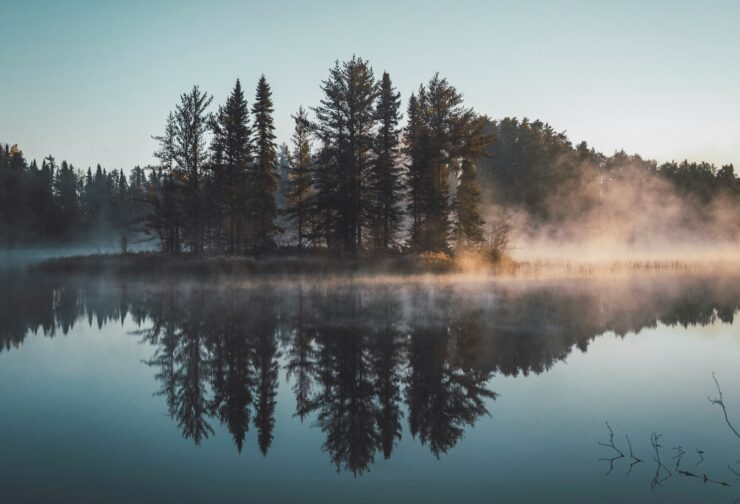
[
  {"left": 454, "top": 159, "right": 485, "bottom": 247},
  {"left": 211, "top": 79, "right": 252, "bottom": 254},
  {"left": 312, "top": 57, "right": 378, "bottom": 253},
  {"left": 286, "top": 106, "right": 314, "bottom": 250},
  {"left": 250, "top": 75, "right": 280, "bottom": 252},
  {"left": 173, "top": 86, "right": 213, "bottom": 254},
  {"left": 368, "top": 72, "right": 403, "bottom": 252}
]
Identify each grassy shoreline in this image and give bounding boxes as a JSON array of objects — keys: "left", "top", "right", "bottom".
[
  {"left": 26, "top": 251, "right": 740, "bottom": 279},
  {"left": 29, "top": 252, "right": 459, "bottom": 276}
]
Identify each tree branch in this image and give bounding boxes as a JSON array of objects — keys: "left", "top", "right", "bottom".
[{"left": 708, "top": 372, "right": 740, "bottom": 440}]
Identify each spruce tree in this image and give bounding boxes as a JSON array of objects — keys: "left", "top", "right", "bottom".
[
  {"left": 286, "top": 106, "right": 313, "bottom": 250},
  {"left": 454, "top": 159, "right": 485, "bottom": 248},
  {"left": 173, "top": 86, "right": 213, "bottom": 254},
  {"left": 250, "top": 75, "right": 280, "bottom": 252},
  {"left": 151, "top": 112, "right": 181, "bottom": 253},
  {"left": 114, "top": 169, "right": 128, "bottom": 227},
  {"left": 211, "top": 79, "right": 252, "bottom": 254},
  {"left": 313, "top": 57, "right": 378, "bottom": 253},
  {"left": 276, "top": 143, "right": 291, "bottom": 216},
  {"left": 404, "top": 92, "right": 428, "bottom": 251},
  {"left": 406, "top": 75, "right": 490, "bottom": 252},
  {"left": 0, "top": 145, "right": 25, "bottom": 245},
  {"left": 369, "top": 72, "right": 403, "bottom": 252},
  {"left": 40, "top": 156, "right": 57, "bottom": 236}
]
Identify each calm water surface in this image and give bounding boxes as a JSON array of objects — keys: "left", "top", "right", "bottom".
[{"left": 1, "top": 273, "right": 739, "bottom": 503}]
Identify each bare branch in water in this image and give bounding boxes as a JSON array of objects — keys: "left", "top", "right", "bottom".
[
  {"left": 696, "top": 449, "right": 705, "bottom": 466},
  {"left": 625, "top": 434, "right": 642, "bottom": 475},
  {"left": 672, "top": 446, "right": 686, "bottom": 471},
  {"left": 599, "top": 421, "right": 625, "bottom": 456},
  {"left": 728, "top": 465, "right": 740, "bottom": 481},
  {"left": 650, "top": 433, "right": 673, "bottom": 489},
  {"left": 678, "top": 469, "right": 730, "bottom": 487},
  {"left": 598, "top": 421, "right": 624, "bottom": 476},
  {"left": 708, "top": 372, "right": 740, "bottom": 440}
]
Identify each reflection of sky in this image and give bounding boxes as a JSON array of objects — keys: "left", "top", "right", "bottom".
[
  {"left": 0, "top": 313, "right": 738, "bottom": 503},
  {"left": 2, "top": 1, "right": 740, "bottom": 170}
]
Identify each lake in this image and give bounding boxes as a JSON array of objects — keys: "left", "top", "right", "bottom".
[{"left": 1, "top": 272, "right": 739, "bottom": 503}]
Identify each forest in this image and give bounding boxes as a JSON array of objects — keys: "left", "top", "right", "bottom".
[{"left": 1, "top": 56, "right": 738, "bottom": 257}]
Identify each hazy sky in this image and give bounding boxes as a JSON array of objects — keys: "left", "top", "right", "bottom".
[{"left": 2, "top": 0, "right": 739, "bottom": 170}]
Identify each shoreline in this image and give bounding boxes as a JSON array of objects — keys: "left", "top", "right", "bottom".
[{"left": 24, "top": 252, "right": 740, "bottom": 280}]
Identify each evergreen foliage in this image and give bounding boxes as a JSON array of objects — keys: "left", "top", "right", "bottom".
[
  {"left": 285, "top": 106, "right": 314, "bottom": 250},
  {"left": 250, "top": 75, "right": 280, "bottom": 252},
  {"left": 2, "top": 56, "right": 738, "bottom": 255},
  {"left": 368, "top": 72, "right": 403, "bottom": 252},
  {"left": 454, "top": 160, "right": 485, "bottom": 247}
]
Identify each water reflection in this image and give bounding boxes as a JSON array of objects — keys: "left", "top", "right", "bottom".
[{"left": 1, "top": 274, "right": 738, "bottom": 475}]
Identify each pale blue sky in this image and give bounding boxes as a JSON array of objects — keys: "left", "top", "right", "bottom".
[{"left": 1, "top": 0, "right": 739, "bottom": 170}]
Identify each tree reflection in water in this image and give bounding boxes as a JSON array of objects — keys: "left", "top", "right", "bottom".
[{"left": 1, "top": 274, "right": 738, "bottom": 474}]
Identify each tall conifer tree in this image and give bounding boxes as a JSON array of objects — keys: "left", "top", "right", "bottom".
[
  {"left": 251, "top": 75, "right": 280, "bottom": 252},
  {"left": 454, "top": 159, "right": 485, "bottom": 247},
  {"left": 405, "top": 75, "right": 490, "bottom": 252},
  {"left": 173, "top": 86, "right": 213, "bottom": 254},
  {"left": 211, "top": 79, "right": 252, "bottom": 253},
  {"left": 369, "top": 72, "right": 403, "bottom": 251},
  {"left": 312, "top": 57, "right": 377, "bottom": 253},
  {"left": 286, "top": 106, "right": 314, "bottom": 250}
]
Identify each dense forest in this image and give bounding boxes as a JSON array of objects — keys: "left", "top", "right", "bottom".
[{"left": 1, "top": 56, "right": 738, "bottom": 255}]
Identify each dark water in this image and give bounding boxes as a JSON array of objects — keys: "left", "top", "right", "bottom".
[{"left": 1, "top": 273, "right": 739, "bottom": 503}]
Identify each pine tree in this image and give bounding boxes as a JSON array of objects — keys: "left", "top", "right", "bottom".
[
  {"left": 312, "top": 57, "right": 378, "bottom": 253},
  {"left": 369, "top": 72, "right": 403, "bottom": 252},
  {"left": 276, "top": 143, "right": 291, "bottom": 217},
  {"left": 250, "top": 75, "right": 280, "bottom": 252},
  {"left": 39, "top": 156, "right": 57, "bottom": 236},
  {"left": 114, "top": 169, "right": 128, "bottom": 226},
  {"left": 286, "top": 106, "right": 314, "bottom": 251},
  {"left": 173, "top": 86, "right": 213, "bottom": 254},
  {"left": 404, "top": 92, "right": 428, "bottom": 251},
  {"left": 405, "top": 75, "right": 490, "bottom": 252},
  {"left": 454, "top": 159, "right": 485, "bottom": 247},
  {"left": 0, "top": 144, "right": 26, "bottom": 245},
  {"left": 211, "top": 79, "right": 252, "bottom": 254},
  {"left": 150, "top": 112, "right": 181, "bottom": 253}
]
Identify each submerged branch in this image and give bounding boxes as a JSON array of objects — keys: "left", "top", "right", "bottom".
[
  {"left": 708, "top": 372, "right": 740, "bottom": 440},
  {"left": 728, "top": 465, "right": 740, "bottom": 481},
  {"left": 696, "top": 449, "right": 705, "bottom": 466},
  {"left": 650, "top": 433, "right": 673, "bottom": 489},
  {"left": 598, "top": 421, "right": 624, "bottom": 476},
  {"left": 672, "top": 446, "right": 686, "bottom": 471},
  {"left": 625, "top": 434, "right": 643, "bottom": 475},
  {"left": 678, "top": 469, "right": 731, "bottom": 487}
]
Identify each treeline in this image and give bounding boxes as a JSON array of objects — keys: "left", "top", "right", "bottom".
[
  {"left": 477, "top": 118, "right": 739, "bottom": 227},
  {"left": 2, "top": 56, "right": 738, "bottom": 253},
  {"left": 0, "top": 145, "right": 149, "bottom": 246},
  {"left": 145, "top": 57, "right": 489, "bottom": 256}
]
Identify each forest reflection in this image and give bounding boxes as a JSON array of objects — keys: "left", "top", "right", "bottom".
[{"left": 1, "top": 274, "right": 738, "bottom": 474}]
